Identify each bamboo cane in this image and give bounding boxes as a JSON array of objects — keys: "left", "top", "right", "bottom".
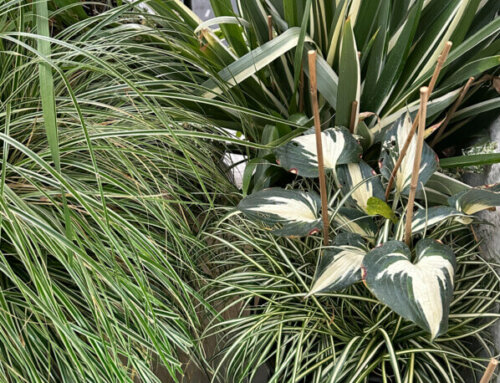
[
  {"left": 479, "top": 358, "right": 498, "bottom": 383},
  {"left": 404, "top": 87, "right": 428, "bottom": 246},
  {"left": 308, "top": 50, "right": 329, "bottom": 246},
  {"left": 385, "top": 42, "right": 452, "bottom": 201}
]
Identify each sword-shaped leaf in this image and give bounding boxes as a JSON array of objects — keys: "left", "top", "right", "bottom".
[
  {"left": 380, "top": 113, "right": 438, "bottom": 195},
  {"left": 275, "top": 127, "right": 361, "bottom": 177},
  {"left": 238, "top": 188, "right": 322, "bottom": 237},
  {"left": 448, "top": 184, "right": 500, "bottom": 214},
  {"left": 337, "top": 161, "right": 385, "bottom": 212},
  {"left": 411, "top": 206, "right": 473, "bottom": 234},
  {"left": 333, "top": 208, "right": 378, "bottom": 242},
  {"left": 363, "top": 239, "right": 456, "bottom": 339},
  {"left": 308, "top": 233, "right": 367, "bottom": 295}
]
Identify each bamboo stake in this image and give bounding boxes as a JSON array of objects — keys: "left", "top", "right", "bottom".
[
  {"left": 431, "top": 76, "right": 474, "bottom": 146},
  {"left": 384, "top": 42, "right": 452, "bottom": 201},
  {"left": 479, "top": 358, "right": 498, "bottom": 383},
  {"left": 308, "top": 50, "right": 329, "bottom": 246},
  {"left": 349, "top": 100, "right": 358, "bottom": 133},
  {"left": 404, "top": 87, "right": 428, "bottom": 246},
  {"left": 267, "top": 15, "right": 273, "bottom": 41}
]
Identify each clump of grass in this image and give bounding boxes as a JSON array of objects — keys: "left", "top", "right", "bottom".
[{"left": 201, "top": 213, "right": 499, "bottom": 382}]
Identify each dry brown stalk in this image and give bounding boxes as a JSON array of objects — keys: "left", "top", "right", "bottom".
[
  {"left": 404, "top": 87, "right": 429, "bottom": 246},
  {"left": 308, "top": 50, "right": 329, "bottom": 246},
  {"left": 350, "top": 100, "right": 358, "bottom": 133},
  {"left": 479, "top": 358, "right": 498, "bottom": 383},
  {"left": 431, "top": 76, "right": 474, "bottom": 146}
]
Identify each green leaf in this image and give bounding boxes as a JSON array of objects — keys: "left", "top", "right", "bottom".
[
  {"left": 194, "top": 16, "right": 251, "bottom": 35},
  {"left": 308, "top": 233, "right": 367, "bottom": 295},
  {"left": 201, "top": 27, "right": 312, "bottom": 99},
  {"left": 363, "top": 239, "right": 456, "bottom": 339},
  {"left": 337, "top": 161, "right": 385, "bottom": 212},
  {"left": 380, "top": 113, "right": 438, "bottom": 195},
  {"left": 448, "top": 185, "right": 500, "bottom": 214},
  {"left": 275, "top": 126, "right": 361, "bottom": 177},
  {"left": 439, "top": 56, "right": 500, "bottom": 92},
  {"left": 439, "top": 153, "right": 500, "bottom": 168},
  {"left": 366, "top": 197, "right": 398, "bottom": 223},
  {"left": 426, "top": 172, "right": 470, "bottom": 196},
  {"left": 411, "top": 206, "right": 472, "bottom": 234},
  {"left": 336, "top": 18, "right": 360, "bottom": 129},
  {"left": 238, "top": 188, "right": 322, "bottom": 237},
  {"left": 333, "top": 208, "right": 378, "bottom": 241}
]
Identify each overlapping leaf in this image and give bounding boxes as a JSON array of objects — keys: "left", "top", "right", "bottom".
[
  {"left": 448, "top": 184, "right": 500, "bottom": 214},
  {"left": 380, "top": 113, "right": 438, "bottom": 195},
  {"left": 238, "top": 188, "right": 322, "bottom": 236},
  {"left": 333, "top": 208, "right": 378, "bottom": 241},
  {"left": 308, "top": 233, "right": 367, "bottom": 295},
  {"left": 363, "top": 239, "right": 456, "bottom": 338},
  {"left": 411, "top": 206, "right": 472, "bottom": 233},
  {"left": 275, "top": 127, "right": 361, "bottom": 177},
  {"left": 337, "top": 161, "right": 385, "bottom": 212}
]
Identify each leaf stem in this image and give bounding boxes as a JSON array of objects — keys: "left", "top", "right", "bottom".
[
  {"left": 404, "top": 87, "right": 429, "bottom": 246},
  {"left": 308, "top": 50, "right": 329, "bottom": 246},
  {"left": 384, "top": 41, "right": 452, "bottom": 201}
]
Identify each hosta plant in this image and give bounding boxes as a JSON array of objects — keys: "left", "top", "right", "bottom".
[{"left": 237, "top": 111, "right": 500, "bottom": 340}]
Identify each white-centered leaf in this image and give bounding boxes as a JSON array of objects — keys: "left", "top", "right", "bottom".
[
  {"left": 337, "top": 161, "right": 385, "bottom": 212},
  {"left": 238, "top": 188, "right": 322, "bottom": 237},
  {"left": 275, "top": 127, "right": 361, "bottom": 177},
  {"left": 448, "top": 184, "right": 500, "bottom": 214},
  {"left": 308, "top": 233, "right": 367, "bottom": 295},
  {"left": 411, "top": 206, "right": 472, "bottom": 233},
  {"left": 380, "top": 113, "right": 438, "bottom": 195},
  {"left": 363, "top": 239, "right": 456, "bottom": 339}
]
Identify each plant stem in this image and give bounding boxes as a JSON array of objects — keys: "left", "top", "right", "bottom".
[
  {"left": 431, "top": 76, "right": 474, "bottom": 147},
  {"left": 480, "top": 358, "right": 498, "bottom": 383},
  {"left": 384, "top": 42, "right": 452, "bottom": 201},
  {"left": 404, "top": 87, "right": 428, "bottom": 246},
  {"left": 308, "top": 50, "right": 329, "bottom": 246},
  {"left": 267, "top": 15, "right": 273, "bottom": 41}
]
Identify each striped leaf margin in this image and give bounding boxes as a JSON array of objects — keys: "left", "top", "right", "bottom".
[
  {"left": 275, "top": 126, "right": 361, "bottom": 177},
  {"left": 448, "top": 184, "right": 500, "bottom": 214},
  {"left": 238, "top": 188, "right": 322, "bottom": 237},
  {"left": 363, "top": 239, "right": 456, "bottom": 338}
]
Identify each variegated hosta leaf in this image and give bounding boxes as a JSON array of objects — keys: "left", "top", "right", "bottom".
[
  {"left": 379, "top": 113, "right": 438, "bottom": 195},
  {"left": 412, "top": 206, "right": 473, "bottom": 233},
  {"left": 333, "top": 208, "right": 377, "bottom": 242},
  {"left": 275, "top": 126, "right": 362, "bottom": 177},
  {"left": 308, "top": 233, "right": 367, "bottom": 295},
  {"left": 363, "top": 239, "right": 456, "bottom": 339},
  {"left": 448, "top": 184, "right": 500, "bottom": 214},
  {"left": 237, "top": 188, "right": 322, "bottom": 237},
  {"left": 337, "top": 161, "right": 385, "bottom": 212}
]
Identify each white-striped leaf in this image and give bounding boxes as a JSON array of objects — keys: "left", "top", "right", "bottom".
[
  {"left": 275, "top": 127, "right": 361, "bottom": 177},
  {"left": 363, "top": 239, "right": 456, "bottom": 339},
  {"left": 448, "top": 184, "right": 500, "bottom": 214},
  {"left": 308, "top": 233, "right": 367, "bottom": 295},
  {"left": 380, "top": 113, "right": 438, "bottom": 195},
  {"left": 411, "top": 206, "right": 472, "bottom": 233},
  {"left": 333, "top": 208, "right": 378, "bottom": 242},
  {"left": 337, "top": 161, "right": 385, "bottom": 212},
  {"left": 238, "top": 188, "right": 322, "bottom": 236}
]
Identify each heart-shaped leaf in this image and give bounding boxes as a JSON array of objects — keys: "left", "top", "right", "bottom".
[
  {"left": 333, "top": 208, "right": 378, "bottom": 242},
  {"left": 337, "top": 161, "right": 385, "bottom": 212},
  {"left": 411, "top": 206, "right": 473, "bottom": 233},
  {"left": 363, "top": 239, "right": 456, "bottom": 339},
  {"left": 275, "top": 126, "right": 361, "bottom": 177},
  {"left": 238, "top": 188, "right": 322, "bottom": 237},
  {"left": 308, "top": 233, "right": 367, "bottom": 295},
  {"left": 448, "top": 184, "right": 500, "bottom": 214},
  {"left": 380, "top": 113, "right": 438, "bottom": 195}
]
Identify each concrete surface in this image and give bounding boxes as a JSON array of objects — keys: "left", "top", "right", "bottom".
[{"left": 191, "top": 0, "right": 238, "bottom": 20}]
